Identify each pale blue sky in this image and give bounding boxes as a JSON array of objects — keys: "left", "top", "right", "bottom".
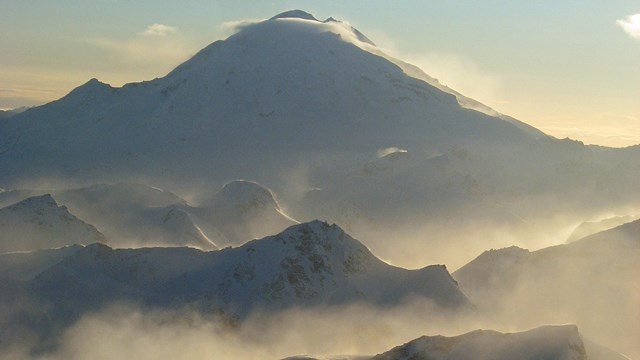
[{"left": 1, "top": 1, "right": 639, "bottom": 146}]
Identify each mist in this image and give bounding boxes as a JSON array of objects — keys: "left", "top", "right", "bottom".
[
  {"left": 0, "top": 300, "right": 485, "bottom": 360},
  {"left": 1, "top": 168, "right": 638, "bottom": 358},
  {"left": 5, "top": 282, "right": 636, "bottom": 360}
]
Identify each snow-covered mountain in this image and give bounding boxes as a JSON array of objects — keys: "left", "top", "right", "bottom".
[
  {"left": 0, "top": 181, "right": 297, "bottom": 251},
  {"left": 0, "top": 9, "right": 535, "bottom": 186},
  {"left": 0, "top": 10, "right": 638, "bottom": 267},
  {"left": 453, "top": 218, "right": 640, "bottom": 359},
  {"left": 282, "top": 325, "right": 629, "bottom": 360},
  {"left": 0, "top": 194, "right": 105, "bottom": 253},
  {"left": 370, "top": 325, "right": 627, "bottom": 360},
  {"left": 32, "top": 221, "right": 468, "bottom": 313},
  {"left": 193, "top": 180, "right": 298, "bottom": 247},
  {"left": 0, "top": 221, "right": 469, "bottom": 352}
]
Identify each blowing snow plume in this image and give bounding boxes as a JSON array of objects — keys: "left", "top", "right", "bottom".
[
  {"left": 193, "top": 180, "right": 298, "bottom": 247},
  {"left": 453, "top": 218, "right": 640, "bottom": 359}
]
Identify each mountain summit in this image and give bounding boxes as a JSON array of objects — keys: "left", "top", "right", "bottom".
[
  {"left": 270, "top": 9, "right": 318, "bottom": 21},
  {"left": 0, "top": 10, "right": 540, "bottom": 188},
  {"left": 0, "top": 10, "right": 638, "bottom": 267}
]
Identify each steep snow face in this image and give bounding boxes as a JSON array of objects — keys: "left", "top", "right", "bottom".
[
  {"left": 162, "top": 14, "right": 534, "bottom": 154},
  {"left": 0, "top": 194, "right": 105, "bottom": 253},
  {"left": 28, "top": 221, "right": 468, "bottom": 320},
  {"left": 196, "top": 180, "right": 297, "bottom": 247},
  {"left": 372, "top": 325, "right": 587, "bottom": 360},
  {"left": 186, "top": 220, "right": 468, "bottom": 310}
]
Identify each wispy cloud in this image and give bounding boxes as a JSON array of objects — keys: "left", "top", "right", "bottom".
[
  {"left": 616, "top": 13, "right": 640, "bottom": 39},
  {"left": 86, "top": 24, "right": 194, "bottom": 68},
  {"left": 219, "top": 18, "right": 262, "bottom": 36},
  {"left": 89, "top": 36, "right": 190, "bottom": 64},
  {"left": 140, "top": 23, "right": 179, "bottom": 36}
]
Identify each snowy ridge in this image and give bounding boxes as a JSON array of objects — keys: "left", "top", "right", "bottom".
[
  {"left": 0, "top": 194, "right": 105, "bottom": 253},
  {"left": 54, "top": 183, "right": 217, "bottom": 249},
  {"left": 371, "top": 325, "right": 587, "bottom": 360},
  {"left": 17, "top": 221, "right": 468, "bottom": 328},
  {"left": 0, "top": 221, "right": 470, "bottom": 352},
  {"left": 178, "top": 220, "right": 469, "bottom": 311},
  {"left": 0, "top": 181, "right": 296, "bottom": 250}
]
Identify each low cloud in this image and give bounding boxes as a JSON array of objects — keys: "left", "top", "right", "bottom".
[
  {"left": 140, "top": 23, "right": 179, "bottom": 36},
  {"left": 5, "top": 300, "right": 471, "bottom": 360},
  {"left": 538, "top": 113, "right": 640, "bottom": 147},
  {"left": 616, "top": 13, "right": 640, "bottom": 39}
]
